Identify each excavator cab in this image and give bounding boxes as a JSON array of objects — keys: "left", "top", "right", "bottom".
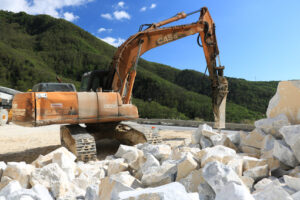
[{"left": 80, "top": 70, "right": 110, "bottom": 92}]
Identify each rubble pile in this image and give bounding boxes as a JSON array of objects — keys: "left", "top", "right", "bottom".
[{"left": 1, "top": 114, "right": 300, "bottom": 199}]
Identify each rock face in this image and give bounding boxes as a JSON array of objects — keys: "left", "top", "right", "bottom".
[{"left": 267, "top": 80, "right": 300, "bottom": 124}]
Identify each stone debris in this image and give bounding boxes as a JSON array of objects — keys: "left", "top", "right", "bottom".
[{"left": 2, "top": 89, "right": 300, "bottom": 199}]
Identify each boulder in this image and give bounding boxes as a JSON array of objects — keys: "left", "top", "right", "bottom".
[
  {"left": 240, "top": 128, "right": 266, "bottom": 149},
  {"left": 141, "top": 161, "right": 177, "bottom": 187},
  {"left": 197, "top": 145, "right": 236, "bottom": 167},
  {"left": 107, "top": 158, "right": 128, "bottom": 176},
  {"left": 215, "top": 182, "right": 254, "bottom": 200},
  {"left": 118, "top": 182, "right": 195, "bottom": 200},
  {"left": 272, "top": 140, "right": 299, "bottom": 167},
  {"left": 292, "top": 191, "right": 300, "bottom": 200},
  {"left": 52, "top": 151, "right": 76, "bottom": 181},
  {"left": 252, "top": 182, "right": 293, "bottom": 200},
  {"left": 0, "top": 176, "right": 12, "bottom": 191},
  {"left": 283, "top": 175, "right": 300, "bottom": 191},
  {"left": 6, "top": 188, "right": 40, "bottom": 200},
  {"left": 266, "top": 81, "right": 300, "bottom": 124},
  {"left": 199, "top": 136, "right": 213, "bottom": 149},
  {"left": 3, "top": 162, "right": 35, "bottom": 188},
  {"left": 255, "top": 114, "right": 290, "bottom": 138},
  {"left": 30, "top": 163, "right": 70, "bottom": 198},
  {"left": 179, "top": 169, "right": 215, "bottom": 200},
  {"left": 226, "top": 158, "right": 243, "bottom": 176},
  {"left": 240, "top": 146, "right": 261, "bottom": 158},
  {"left": 240, "top": 176, "right": 254, "bottom": 190},
  {"left": 191, "top": 124, "right": 212, "bottom": 144},
  {"left": 137, "top": 143, "right": 171, "bottom": 161},
  {"left": 0, "top": 180, "right": 22, "bottom": 197},
  {"left": 280, "top": 125, "right": 300, "bottom": 162},
  {"left": 223, "top": 131, "right": 240, "bottom": 145},
  {"left": 176, "top": 153, "right": 198, "bottom": 181},
  {"left": 139, "top": 154, "right": 160, "bottom": 175},
  {"left": 261, "top": 134, "right": 275, "bottom": 152},
  {"left": 242, "top": 156, "right": 268, "bottom": 171},
  {"left": 85, "top": 184, "right": 99, "bottom": 200},
  {"left": 32, "top": 184, "right": 53, "bottom": 200},
  {"left": 74, "top": 162, "right": 105, "bottom": 189},
  {"left": 254, "top": 177, "right": 278, "bottom": 191},
  {"left": 202, "top": 161, "right": 246, "bottom": 194},
  {"left": 243, "top": 165, "right": 268, "bottom": 181},
  {"left": 209, "top": 134, "right": 238, "bottom": 151},
  {"left": 115, "top": 145, "right": 145, "bottom": 170},
  {"left": 202, "top": 162, "right": 252, "bottom": 200},
  {"left": 98, "top": 172, "right": 137, "bottom": 200},
  {"left": 31, "top": 147, "right": 76, "bottom": 168}
]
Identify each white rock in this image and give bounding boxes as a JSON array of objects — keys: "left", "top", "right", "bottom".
[
  {"left": 197, "top": 145, "right": 236, "bottom": 167},
  {"left": 176, "top": 153, "right": 198, "bottom": 181},
  {"left": 73, "top": 162, "right": 105, "bottom": 190},
  {"left": 199, "top": 136, "right": 213, "bottom": 149},
  {"left": 118, "top": 182, "right": 194, "bottom": 200},
  {"left": 31, "top": 147, "right": 76, "bottom": 168},
  {"left": 215, "top": 182, "right": 254, "bottom": 200},
  {"left": 243, "top": 165, "right": 268, "bottom": 181},
  {"left": 3, "top": 162, "right": 35, "bottom": 188},
  {"left": 98, "top": 172, "right": 135, "bottom": 200},
  {"left": 272, "top": 140, "right": 299, "bottom": 167},
  {"left": 202, "top": 161, "right": 246, "bottom": 195},
  {"left": 240, "top": 128, "right": 266, "bottom": 149},
  {"left": 283, "top": 175, "right": 300, "bottom": 191},
  {"left": 209, "top": 134, "right": 237, "bottom": 151},
  {"left": 280, "top": 125, "right": 300, "bottom": 162},
  {"left": 107, "top": 158, "right": 128, "bottom": 176},
  {"left": 226, "top": 158, "right": 243, "bottom": 176},
  {"left": 0, "top": 176, "right": 12, "bottom": 191},
  {"left": 137, "top": 143, "right": 171, "bottom": 161},
  {"left": 292, "top": 191, "right": 300, "bottom": 200},
  {"left": 255, "top": 114, "right": 290, "bottom": 138},
  {"left": 32, "top": 184, "right": 53, "bottom": 200},
  {"left": 141, "top": 161, "right": 177, "bottom": 187},
  {"left": 52, "top": 152, "right": 76, "bottom": 181},
  {"left": 242, "top": 156, "right": 268, "bottom": 171},
  {"left": 0, "top": 180, "right": 22, "bottom": 197},
  {"left": 140, "top": 154, "right": 160, "bottom": 175},
  {"left": 115, "top": 145, "right": 145, "bottom": 170},
  {"left": 6, "top": 188, "right": 40, "bottom": 200},
  {"left": 85, "top": 184, "right": 99, "bottom": 200},
  {"left": 261, "top": 134, "right": 275, "bottom": 152},
  {"left": 30, "top": 163, "right": 69, "bottom": 198},
  {"left": 254, "top": 178, "right": 274, "bottom": 191},
  {"left": 240, "top": 176, "right": 254, "bottom": 190},
  {"left": 179, "top": 169, "right": 215, "bottom": 200},
  {"left": 223, "top": 131, "right": 240, "bottom": 145},
  {"left": 191, "top": 124, "right": 212, "bottom": 144},
  {"left": 252, "top": 182, "right": 293, "bottom": 200}
]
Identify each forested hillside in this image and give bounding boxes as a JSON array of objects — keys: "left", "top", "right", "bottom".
[{"left": 0, "top": 11, "right": 278, "bottom": 123}]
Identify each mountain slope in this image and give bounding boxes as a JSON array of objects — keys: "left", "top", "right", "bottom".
[{"left": 0, "top": 11, "right": 277, "bottom": 123}]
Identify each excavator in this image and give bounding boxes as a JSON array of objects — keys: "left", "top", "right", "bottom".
[{"left": 12, "top": 7, "right": 228, "bottom": 161}]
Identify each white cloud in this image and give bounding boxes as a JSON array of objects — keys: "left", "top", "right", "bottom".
[
  {"left": 140, "top": 6, "right": 147, "bottom": 12},
  {"left": 97, "top": 27, "right": 112, "bottom": 33},
  {"left": 0, "top": 0, "right": 93, "bottom": 19},
  {"left": 113, "top": 10, "right": 130, "bottom": 20},
  {"left": 101, "top": 13, "right": 113, "bottom": 20},
  {"left": 117, "top": 1, "right": 125, "bottom": 8},
  {"left": 63, "top": 12, "right": 79, "bottom": 22},
  {"left": 100, "top": 37, "right": 125, "bottom": 47},
  {"left": 150, "top": 3, "right": 156, "bottom": 9}
]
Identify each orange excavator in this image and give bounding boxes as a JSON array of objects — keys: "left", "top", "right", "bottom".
[{"left": 12, "top": 7, "right": 228, "bottom": 161}]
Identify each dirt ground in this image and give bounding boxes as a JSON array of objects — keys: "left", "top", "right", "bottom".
[{"left": 0, "top": 123, "right": 194, "bottom": 163}]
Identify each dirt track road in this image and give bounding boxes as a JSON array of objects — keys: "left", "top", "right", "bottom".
[{"left": 0, "top": 123, "right": 195, "bottom": 162}]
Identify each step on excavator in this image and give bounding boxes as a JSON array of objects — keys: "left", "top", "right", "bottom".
[{"left": 12, "top": 7, "right": 228, "bottom": 161}]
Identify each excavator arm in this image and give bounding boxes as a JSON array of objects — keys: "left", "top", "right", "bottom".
[{"left": 107, "top": 7, "right": 228, "bottom": 128}]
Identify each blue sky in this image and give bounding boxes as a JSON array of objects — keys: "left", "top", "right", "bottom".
[{"left": 1, "top": 0, "right": 300, "bottom": 81}]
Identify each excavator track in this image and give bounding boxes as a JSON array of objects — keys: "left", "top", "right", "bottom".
[{"left": 60, "top": 125, "right": 97, "bottom": 162}]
